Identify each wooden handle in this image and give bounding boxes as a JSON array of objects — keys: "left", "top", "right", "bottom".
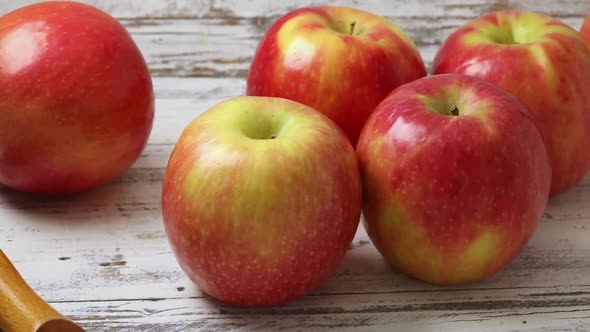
[{"left": 0, "top": 250, "right": 84, "bottom": 332}]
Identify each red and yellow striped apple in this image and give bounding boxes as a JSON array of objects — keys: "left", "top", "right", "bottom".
[
  {"left": 357, "top": 75, "right": 551, "bottom": 285},
  {"left": 247, "top": 6, "right": 427, "bottom": 146},
  {"left": 433, "top": 10, "right": 590, "bottom": 196},
  {"left": 162, "top": 97, "right": 362, "bottom": 306},
  {"left": 581, "top": 13, "right": 590, "bottom": 43},
  {"left": 0, "top": 2, "right": 154, "bottom": 194}
]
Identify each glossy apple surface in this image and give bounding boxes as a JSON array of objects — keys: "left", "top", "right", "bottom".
[
  {"left": 0, "top": 2, "right": 154, "bottom": 194},
  {"left": 247, "top": 6, "right": 427, "bottom": 146},
  {"left": 433, "top": 10, "right": 590, "bottom": 195},
  {"left": 357, "top": 74, "right": 551, "bottom": 285},
  {"left": 162, "top": 96, "right": 362, "bottom": 306}
]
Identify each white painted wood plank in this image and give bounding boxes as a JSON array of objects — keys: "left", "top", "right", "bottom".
[
  {"left": 47, "top": 290, "right": 590, "bottom": 331},
  {"left": 153, "top": 77, "right": 245, "bottom": 99},
  {"left": 0, "top": 0, "right": 588, "bottom": 19},
  {"left": 0, "top": 2, "right": 587, "bottom": 77},
  {"left": 121, "top": 15, "right": 585, "bottom": 77},
  {"left": 5, "top": 245, "right": 590, "bottom": 332},
  {"left": 3, "top": 180, "right": 589, "bottom": 303}
]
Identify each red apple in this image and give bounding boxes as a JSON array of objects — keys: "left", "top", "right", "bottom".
[
  {"left": 0, "top": 2, "right": 154, "bottom": 194},
  {"left": 356, "top": 74, "right": 551, "bottom": 285},
  {"left": 581, "top": 13, "right": 590, "bottom": 43},
  {"left": 162, "top": 96, "right": 362, "bottom": 306},
  {"left": 246, "top": 6, "right": 427, "bottom": 146},
  {"left": 432, "top": 10, "right": 590, "bottom": 195}
]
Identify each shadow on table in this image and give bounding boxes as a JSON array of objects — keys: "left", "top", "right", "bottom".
[{"left": 0, "top": 167, "right": 164, "bottom": 226}]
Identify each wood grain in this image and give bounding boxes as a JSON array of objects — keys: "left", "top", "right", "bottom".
[
  {"left": 0, "top": 251, "right": 84, "bottom": 332},
  {"left": 1, "top": 1, "right": 587, "bottom": 78},
  {"left": 1, "top": 1, "right": 588, "bottom": 19},
  {"left": 1, "top": 1, "right": 590, "bottom": 331},
  {"left": 118, "top": 10, "right": 585, "bottom": 78},
  {"left": 48, "top": 287, "right": 590, "bottom": 331}
]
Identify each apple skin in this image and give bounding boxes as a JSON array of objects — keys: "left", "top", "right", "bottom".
[
  {"left": 356, "top": 74, "right": 551, "bottom": 285},
  {"left": 432, "top": 10, "right": 590, "bottom": 196},
  {"left": 582, "top": 13, "right": 590, "bottom": 43},
  {"left": 246, "top": 6, "right": 427, "bottom": 146},
  {"left": 162, "top": 96, "right": 362, "bottom": 306},
  {"left": 0, "top": 2, "right": 154, "bottom": 194}
]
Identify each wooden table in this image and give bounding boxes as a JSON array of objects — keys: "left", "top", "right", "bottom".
[{"left": 1, "top": 1, "right": 589, "bottom": 331}]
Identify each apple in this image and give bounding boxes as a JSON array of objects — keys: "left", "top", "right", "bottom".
[
  {"left": 162, "top": 96, "right": 362, "bottom": 306},
  {"left": 432, "top": 10, "right": 590, "bottom": 196},
  {"left": 356, "top": 74, "right": 551, "bottom": 285},
  {"left": 246, "top": 6, "right": 427, "bottom": 146},
  {"left": 0, "top": 2, "right": 154, "bottom": 194},
  {"left": 581, "top": 13, "right": 590, "bottom": 43}
]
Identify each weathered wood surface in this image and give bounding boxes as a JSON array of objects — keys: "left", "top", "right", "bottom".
[
  {"left": 1, "top": 1, "right": 588, "bottom": 78},
  {"left": 1, "top": 1, "right": 590, "bottom": 331}
]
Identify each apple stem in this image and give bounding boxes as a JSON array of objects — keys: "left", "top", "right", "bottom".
[
  {"left": 450, "top": 105, "right": 459, "bottom": 116},
  {"left": 350, "top": 21, "right": 356, "bottom": 35},
  {"left": 270, "top": 134, "right": 277, "bottom": 139}
]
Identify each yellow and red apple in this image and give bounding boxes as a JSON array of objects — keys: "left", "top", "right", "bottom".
[
  {"left": 162, "top": 97, "right": 362, "bottom": 306},
  {"left": 433, "top": 10, "right": 590, "bottom": 195},
  {"left": 247, "top": 6, "right": 427, "bottom": 146},
  {"left": 357, "top": 74, "right": 551, "bottom": 285},
  {"left": 0, "top": 2, "right": 154, "bottom": 194},
  {"left": 581, "top": 13, "right": 590, "bottom": 43}
]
